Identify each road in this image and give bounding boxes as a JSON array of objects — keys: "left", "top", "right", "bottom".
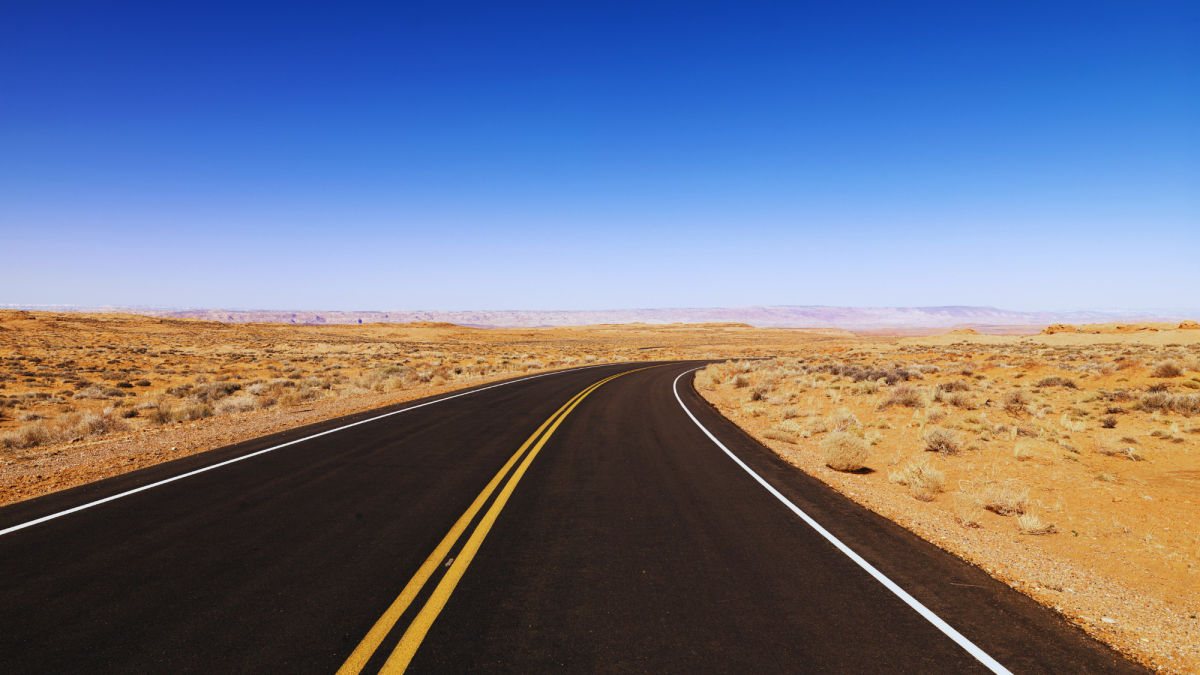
[{"left": 0, "top": 362, "right": 1147, "bottom": 674}]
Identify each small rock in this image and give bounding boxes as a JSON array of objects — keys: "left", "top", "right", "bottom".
[{"left": 1101, "top": 617, "right": 1116, "bottom": 624}]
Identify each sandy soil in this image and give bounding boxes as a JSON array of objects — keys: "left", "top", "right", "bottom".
[{"left": 696, "top": 323, "right": 1200, "bottom": 674}]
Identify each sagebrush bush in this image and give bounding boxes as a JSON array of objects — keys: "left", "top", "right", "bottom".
[
  {"left": 1140, "top": 392, "right": 1200, "bottom": 416},
  {"left": 923, "top": 428, "right": 961, "bottom": 455},
  {"left": 177, "top": 402, "right": 213, "bottom": 421},
  {"left": 879, "top": 384, "right": 924, "bottom": 409},
  {"left": 1035, "top": 376, "right": 1078, "bottom": 389},
  {"left": 820, "top": 432, "right": 870, "bottom": 472},
  {"left": 946, "top": 392, "right": 975, "bottom": 409},
  {"left": 1152, "top": 361, "right": 1183, "bottom": 378}
]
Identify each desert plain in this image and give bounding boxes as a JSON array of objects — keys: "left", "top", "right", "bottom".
[{"left": 2, "top": 310, "right": 1199, "bottom": 673}]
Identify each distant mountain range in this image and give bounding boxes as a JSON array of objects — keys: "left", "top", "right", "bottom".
[{"left": 3, "top": 305, "right": 1194, "bottom": 330}]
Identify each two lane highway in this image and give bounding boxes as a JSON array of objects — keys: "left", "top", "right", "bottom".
[{"left": 0, "top": 363, "right": 1146, "bottom": 673}]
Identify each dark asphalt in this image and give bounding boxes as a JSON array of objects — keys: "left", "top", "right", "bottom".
[{"left": 0, "top": 362, "right": 1148, "bottom": 674}]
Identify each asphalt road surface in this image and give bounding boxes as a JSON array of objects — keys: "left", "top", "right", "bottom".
[{"left": 0, "top": 362, "right": 1149, "bottom": 674}]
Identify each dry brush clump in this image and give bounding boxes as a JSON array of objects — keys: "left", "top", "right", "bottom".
[
  {"left": 1017, "top": 513, "right": 1057, "bottom": 535},
  {"left": 820, "top": 432, "right": 870, "bottom": 472},
  {"left": 878, "top": 384, "right": 925, "bottom": 410},
  {"left": 1151, "top": 361, "right": 1183, "bottom": 378},
  {"left": 923, "top": 428, "right": 961, "bottom": 455},
  {"left": 1, "top": 409, "right": 132, "bottom": 450},
  {"left": 976, "top": 481, "right": 1028, "bottom": 516},
  {"left": 1138, "top": 391, "right": 1200, "bottom": 416},
  {"left": 888, "top": 456, "right": 946, "bottom": 501}
]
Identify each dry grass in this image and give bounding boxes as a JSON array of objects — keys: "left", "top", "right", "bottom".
[
  {"left": 888, "top": 456, "right": 945, "bottom": 501},
  {"left": 763, "top": 428, "right": 798, "bottom": 444},
  {"left": 693, "top": 329, "right": 1200, "bottom": 671},
  {"left": 820, "top": 432, "right": 870, "bottom": 472},
  {"left": 1017, "top": 513, "right": 1057, "bottom": 535},
  {"left": 976, "top": 481, "right": 1028, "bottom": 516}
]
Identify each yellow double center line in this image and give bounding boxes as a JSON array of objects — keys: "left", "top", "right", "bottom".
[{"left": 336, "top": 369, "right": 640, "bottom": 675}]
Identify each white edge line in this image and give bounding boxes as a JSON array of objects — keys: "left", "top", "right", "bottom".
[
  {"left": 0, "top": 362, "right": 620, "bottom": 537},
  {"left": 672, "top": 368, "right": 1013, "bottom": 675}
]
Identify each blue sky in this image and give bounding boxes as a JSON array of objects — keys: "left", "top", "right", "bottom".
[{"left": 2, "top": 1, "right": 1196, "bottom": 312}]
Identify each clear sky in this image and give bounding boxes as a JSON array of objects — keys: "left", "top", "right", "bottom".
[{"left": 2, "top": 1, "right": 1197, "bottom": 312}]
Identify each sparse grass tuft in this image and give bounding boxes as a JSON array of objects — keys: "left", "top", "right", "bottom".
[
  {"left": 1017, "top": 513, "right": 1057, "bottom": 535},
  {"left": 888, "top": 456, "right": 946, "bottom": 501}
]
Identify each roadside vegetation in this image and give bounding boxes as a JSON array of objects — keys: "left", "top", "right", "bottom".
[{"left": 694, "top": 334, "right": 1200, "bottom": 674}]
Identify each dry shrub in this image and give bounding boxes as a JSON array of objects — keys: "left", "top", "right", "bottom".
[
  {"left": 977, "top": 482, "right": 1028, "bottom": 516},
  {"left": 888, "top": 456, "right": 946, "bottom": 501},
  {"left": 952, "top": 494, "right": 984, "bottom": 528},
  {"left": 763, "top": 428, "right": 798, "bottom": 444},
  {"left": 1093, "top": 440, "right": 1144, "bottom": 461},
  {"left": 693, "top": 369, "right": 719, "bottom": 390},
  {"left": 938, "top": 379, "right": 973, "bottom": 393},
  {"left": 73, "top": 386, "right": 118, "bottom": 400},
  {"left": 73, "top": 410, "right": 131, "bottom": 437},
  {"left": 215, "top": 395, "right": 259, "bottom": 415},
  {"left": 879, "top": 384, "right": 924, "bottom": 409},
  {"left": 852, "top": 380, "right": 880, "bottom": 395},
  {"left": 148, "top": 403, "right": 174, "bottom": 425},
  {"left": 1003, "top": 390, "right": 1030, "bottom": 412},
  {"left": 820, "top": 432, "right": 870, "bottom": 472},
  {"left": 1017, "top": 513, "right": 1057, "bottom": 535},
  {"left": 804, "top": 417, "right": 828, "bottom": 436},
  {"left": 1035, "top": 376, "right": 1078, "bottom": 389},
  {"left": 946, "top": 391, "right": 976, "bottom": 409},
  {"left": 1139, "top": 392, "right": 1200, "bottom": 416},
  {"left": 1152, "top": 361, "right": 1183, "bottom": 378},
  {"left": 1, "top": 409, "right": 131, "bottom": 448},
  {"left": 732, "top": 374, "right": 750, "bottom": 388},
  {"left": 1100, "top": 415, "right": 1118, "bottom": 429},
  {"left": 826, "top": 408, "right": 859, "bottom": 432},
  {"left": 923, "top": 428, "right": 961, "bottom": 455},
  {"left": 0, "top": 422, "right": 52, "bottom": 449},
  {"left": 278, "top": 386, "right": 322, "bottom": 407},
  {"left": 177, "top": 402, "right": 213, "bottom": 421}
]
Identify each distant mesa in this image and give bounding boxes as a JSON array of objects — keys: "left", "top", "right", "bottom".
[
  {"left": 1180, "top": 320, "right": 1200, "bottom": 330},
  {"left": 1, "top": 305, "right": 1194, "bottom": 331},
  {"left": 1041, "top": 324, "right": 1079, "bottom": 335}
]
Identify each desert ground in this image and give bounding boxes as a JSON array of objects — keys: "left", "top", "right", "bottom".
[{"left": 3, "top": 310, "right": 1198, "bottom": 672}]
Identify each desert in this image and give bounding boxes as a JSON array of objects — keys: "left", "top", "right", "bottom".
[{"left": 3, "top": 309, "right": 1198, "bottom": 672}]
